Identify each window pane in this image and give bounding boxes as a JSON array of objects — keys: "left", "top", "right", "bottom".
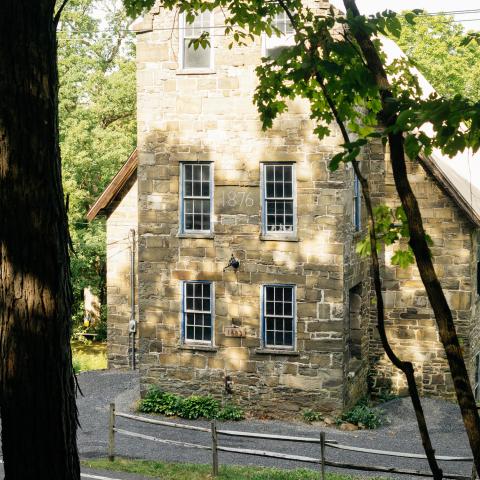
[
  {"left": 266, "top": 301, "right": 274, "bottom": 315},
  {"left": 184, "top": 41, "right": 211, "bottom": 69},
  {"left": 203, "top": 327, "right": 212, "bottom": 342}
]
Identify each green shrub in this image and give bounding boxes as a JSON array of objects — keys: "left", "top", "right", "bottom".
[
  {"left": 342, "top": 398, "right": 383, "bottom": 429},
  {"left": 217, "top": 404, "right": 245, "bottom": 421},
  {"left": 177, "top": 395, "right": 219, "bottom": 420},
  {"left": 302, "top": 409, "right": 323, "bottom": 423},
  {"left": 138, "top": 388, "right": 244, "bottom": 421},
  {"left": 139, "top": 389, "right": 183, "bottom": 416},
  {"left": 73, "top": 359, "right": 82, "bottom": 374}
]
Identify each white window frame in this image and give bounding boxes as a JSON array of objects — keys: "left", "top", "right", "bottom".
[
  {"left": 260, "top": 162, "right": 297, "bottom": 238},
  {"left": 178, "top": 11, "right": 215, "bottom": 72},
  {"left": 182, "top": 281, "right": 215, "bottom": 345},
  {"left": 261, "top": 11, "right": 296, "bottom": 58},
  {"left": 179, "top": 162, "right": 214, "bottom": 235},
  {"left": 261, "top": 284, "right": 296, "bottom": 350}
]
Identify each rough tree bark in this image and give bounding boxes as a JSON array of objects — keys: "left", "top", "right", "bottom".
[
  {"left": 0, "top": 1, "right": 80, "bottom": 478},
  {"left": 343, "top": 0, "right": 480, "bottom": 475}
]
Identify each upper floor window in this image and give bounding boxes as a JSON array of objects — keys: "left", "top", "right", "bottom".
[
  {"left": 263, "top": 11, "right": 295, "bottom": 58},
  {"left": 181, "top": 163, "right": 213, "bottom": 233},
  {"left": 183, "top": 281, "right": 214, "bottom": 344},
  {"left": 272, "top": 11, "right": 295, "bottom": 35},
  {"left": 353, "top": 174, "right": 361, "bottom": 232},
  {"left": 180, "top": 11, "right": 213, "bottom": 70},
  {"left": 262, "top": 163, "right": 296, "bottom": 236},
  {"left": 262, "top": 285, "right": 295, "bottom": 349}
]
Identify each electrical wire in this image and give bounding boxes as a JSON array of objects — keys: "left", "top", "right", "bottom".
[{"left": 55, "top": 8, "right": 480, "bottom": 36}]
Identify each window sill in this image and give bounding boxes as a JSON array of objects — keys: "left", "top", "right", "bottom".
[
  {"left": 260, "top": 235, "right": 299, "bottom": 242},
  {"left": 180, "top": 344, "right": 217, "bottom": 352},
  {"left": 177, "top": 233, "right": 214, "bottom": 240},
  {"left": 176, "top": 69, "right": 216, "bottom": 75},
  {"left": 255, "top": 348, "right": 299, "bottom": 356}
]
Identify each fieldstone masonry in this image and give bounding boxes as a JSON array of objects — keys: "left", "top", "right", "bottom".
[{"left": 98, "top": 0, "right": 480, "bottom": 416}]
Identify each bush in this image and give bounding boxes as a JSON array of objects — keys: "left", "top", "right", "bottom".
[
  {"left": 138, "top": 388, "right": 244, "bottom": 421},
  {"left": 138, "top": 389, "right": 183, "bottom": 416},
  {"left": 302, "top": 409, "right": 323, "bottom": 423},
  {"left": 342, "top": 398, "right": 383, "bottom": 429},
  {"left": 217, "top": 404, "right": 245, "bottom": 421},
  {"left": 177, "top": 395, "right": 219, "bottom": 420}
]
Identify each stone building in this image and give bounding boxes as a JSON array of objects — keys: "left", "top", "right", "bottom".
[{"left": 88, "top": 1, "right": 480, "bottom": 416}]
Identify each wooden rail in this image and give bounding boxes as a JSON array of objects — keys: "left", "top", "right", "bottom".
[{"left": 107, "top": 403, "right": 473, "bottom": 480}]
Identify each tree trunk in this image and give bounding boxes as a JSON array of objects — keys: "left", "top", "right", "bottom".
[
  {"left": 0, "top": 1, "right": 80, "bottom": 478},
  {"left": 310, "top": 69, "right": 442, "bottom": 479},
  {"left": 343, "top": 0, "right": 480, "bottom": 475}
]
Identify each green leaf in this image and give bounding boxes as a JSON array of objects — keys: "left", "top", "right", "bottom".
[{"left": 391, "top": 248, "right": 415, "bottom": 268}]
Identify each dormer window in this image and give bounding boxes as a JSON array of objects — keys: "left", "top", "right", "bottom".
[
  {"left": 263, "top": 12, "right": 295, "bottom": 59},
  {"left": 180, "top": 11, "right": 214, "bottom": 71}
]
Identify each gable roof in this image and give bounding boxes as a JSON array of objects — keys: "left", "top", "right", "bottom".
[{"left": 87, "top": 149, "right": 138, "bottom": 221}]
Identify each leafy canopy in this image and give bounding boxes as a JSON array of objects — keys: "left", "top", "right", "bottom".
[{"left": 58, "top": 0, "right": 136, "bottom": 327}]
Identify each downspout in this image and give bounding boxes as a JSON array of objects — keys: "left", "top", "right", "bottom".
[{"left": 128, "top": 228, "right": 137, "bottom": 370}]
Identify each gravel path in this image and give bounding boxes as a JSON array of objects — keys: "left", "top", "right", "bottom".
[{"left": 77, "top": 370, "right": 474, "bottom": 479}]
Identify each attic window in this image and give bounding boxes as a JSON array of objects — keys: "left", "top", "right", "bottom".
[
  {"left": 272, "top": 11, "right": 294, "bottom": 36},
  {"left": 263, "top": 12, "right": 295, "bottom": 59},
  {"left": 180, "top": 11, "right": 213, "bottom": 70}
]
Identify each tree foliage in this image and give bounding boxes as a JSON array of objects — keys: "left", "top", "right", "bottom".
[
  {"left": 58, "top": 0, "right": 136, "bottom": 327},
  {"left": 396, "top": 12, "right": 480, "bottom": 101}
]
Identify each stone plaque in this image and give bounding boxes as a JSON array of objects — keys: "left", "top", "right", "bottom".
[
  {"left": 224, "top": 326, "right": 247, "bottom": 337},
  {"left": 215, "top": 186, "right": 259, "bottom": 215}
]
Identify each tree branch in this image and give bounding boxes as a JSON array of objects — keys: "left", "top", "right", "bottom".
[
  {"left": 307, "top": 26, "right": 444, "bottom": 480},
  {"left": 343, "top": 0, "right": 480, "bottom": 477},
  {"left": 54, "top": 0, "right": 69, "bottom": 26}
]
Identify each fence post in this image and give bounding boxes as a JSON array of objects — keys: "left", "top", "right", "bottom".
[
  {"left": 108, "top": 403, "right": 116, "bottom": 462},
  {"left": 211, "top": 419, "right": 219, "bottom": 477},
  {"left": 320, "top": 431, "right": 326, "bottom": 480}
]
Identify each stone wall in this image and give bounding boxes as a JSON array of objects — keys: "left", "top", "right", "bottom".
[
  {"left": 105, "top": 174, "right": 138, "bottom": 368},
  {"left": 369, "top": 152, "right": 477, "bottom": 398},
  {"left": 469, "top": 230, "right": 480, "bottom": 394},
  {"left": 134, "top": 1, "right": 372, "bottom": 417}
]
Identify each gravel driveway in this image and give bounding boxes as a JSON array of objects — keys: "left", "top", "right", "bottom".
[{"left": 77, "top": 369, "right": 474, "bottom": 479}]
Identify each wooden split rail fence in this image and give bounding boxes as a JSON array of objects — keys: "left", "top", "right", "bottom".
[{"left": 108, "top": 403, "right": 474, "bottom": 479}]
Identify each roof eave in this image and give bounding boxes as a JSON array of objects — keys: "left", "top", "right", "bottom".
[{"left": 87, "top": 148, "right": 138, "bottom": 222}]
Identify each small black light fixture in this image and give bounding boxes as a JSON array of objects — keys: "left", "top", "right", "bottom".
[{"left": 224, "top": 254, "right": 240, "bottom": 271}]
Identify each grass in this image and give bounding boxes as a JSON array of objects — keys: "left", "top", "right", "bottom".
[
  {"left": 82, "top": 458, "right": 387, "bottom": 480},
  {"left": 72, "top": 340, "right": 107, "bottom": 372}
]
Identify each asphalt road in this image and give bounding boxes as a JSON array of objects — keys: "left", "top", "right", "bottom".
[{"left": 75, "top": 370, "right": 474, "bottom": 479}]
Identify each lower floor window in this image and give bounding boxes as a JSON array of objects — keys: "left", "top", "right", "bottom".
[
  {"left": 183, "top": 281, "right": 213, "bottom": 343},
  {"left": 263, "top": 285, "right": 295, "bottom": 348}
]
